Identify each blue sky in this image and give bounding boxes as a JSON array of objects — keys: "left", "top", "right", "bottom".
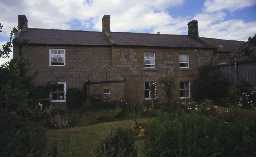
[{"left": 0, "top": 0, "right": 256, "bottom": 64}]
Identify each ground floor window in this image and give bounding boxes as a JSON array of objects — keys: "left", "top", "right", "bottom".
[
  {"left": 50, "top": 81, "right": 66, "bottom": 102},
  {"left": 179, "top": 80, "right": 190, "bottom": 98},
  {"left": 144, "top": 81, "right": 157, "bottom": 99},
  {"left": 103, "top": 88, "right": 111, "bottom": 98}
]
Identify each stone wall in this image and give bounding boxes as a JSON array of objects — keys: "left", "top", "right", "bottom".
[
  {"left": 15, "top": 44, "right": 214, "bottom": 104},
  {"left": 112, "top": 47, "right": 214, "bottom": 104}
]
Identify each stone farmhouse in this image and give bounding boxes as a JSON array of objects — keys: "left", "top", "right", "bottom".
[{"left": 13, "top": 15, "right": 244, "bottom": 105}]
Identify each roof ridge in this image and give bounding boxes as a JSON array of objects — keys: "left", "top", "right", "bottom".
[
  {"left": 28, "top": 27, "right": 102, "bottom": 33},
  {"left": 111, "top": 31, "right": 188, "bottom": 37},
  {"left": 27, "top": 28, "right": 243, "bottom": 42},
  {"left": 200, "top": 36, "right": 245, "bottom": 42}
]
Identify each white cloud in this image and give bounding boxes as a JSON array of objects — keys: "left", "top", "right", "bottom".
[
  {"left": 195, "top": 12, "right": 256, "bottom": 40},
  {"left": 0, "top": 0, "right": 184, "bottom": 31},
  {"left": 204, "top": 0, "right": 256, "bottom": 12},
  {"left": 0, "top": 0, "right": 185, "bottom": 65},
  {"left": 0, "top": 0, "right": 255, "bottom": 46}
]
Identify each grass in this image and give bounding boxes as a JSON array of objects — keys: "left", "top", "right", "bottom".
[
  {"left": 47, "top": 103, "right": 256, "bottom": 157},
  {"left": 47, "top": 118, "right": 153, "bottom": 157}
]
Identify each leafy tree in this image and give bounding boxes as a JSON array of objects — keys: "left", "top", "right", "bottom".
[
  {"left": 192, "top": 65, "right": 231, "bottom": 104},
  {"left": 242, "top": 34, "right": 256, "bottom": 59},
  {"left": 160, "top": 75, "right": 177, "bottom": 104},
  {"left": 0, "top": 25, "right": 47, "bottom": 157},
  {"left": 0, "top": 23, "right": 3, "bottom": 32},
  {"left": 0, "top": 27, "right": 17, "bottom": 58}
]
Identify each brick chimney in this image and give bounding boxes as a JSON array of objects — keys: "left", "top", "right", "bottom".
[
  {"left": 188, "top": 20, "right": 199, "bottom": 38},
  {"left": 102, "top": 15, "right": 110, "bottom": 33},
  {"left": 18, "top": 15, "right": 28, "bottom": 30}
]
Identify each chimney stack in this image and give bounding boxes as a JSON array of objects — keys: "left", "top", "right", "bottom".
[
  {"left": 18, "top": 15, "right": 28, "bottom": 30},
  {"left": 102, "top": 15, "right": 110, "bottom": 33},
  {"left": 188, "top": 20, "right": 199, "bottom": 38}
]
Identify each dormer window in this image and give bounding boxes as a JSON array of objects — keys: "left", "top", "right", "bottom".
[
  {"left": 144, "top": 52, "right": 155, "bottom": 68},
  {"left": 49, "top": 49, "right": 65, "bottom": 66},
  {"left": 179, "top": 54, "right": 189, "bottom": 68}
]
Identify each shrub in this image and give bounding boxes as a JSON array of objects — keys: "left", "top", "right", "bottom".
[
  {"left": 66, "top": 88, "right": 83, "bottom": 110},
  {"left": 145, "top": 112, "right": 256, "bottom": 157},
  {"left": 0, "top": 113, "right": 47, "bottom": 157},
  {"left": 160, "top": 75, "right": 177, "bottom": 104},
  {"left": 46, "top": 108, "right": 80, "bottom": 129},
  {"left": 94, "top": 128, "right": 137, "bottom": 157},
  {"left": 192, "top": 65, "right": 232, "bottom": 104}
]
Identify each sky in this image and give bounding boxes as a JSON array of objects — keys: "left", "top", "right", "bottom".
[{"left": 0, "top": 0, "right": 256, "bottom": 64}]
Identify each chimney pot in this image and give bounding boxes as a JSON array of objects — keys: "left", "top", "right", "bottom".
[
  {"left": 102, "top": 15, "right": 110, "bottom": 33},
  {"left": 188, "top": 20, "right": 199, "bottom": 38},
  {"left": 18, "top": 15, "right": 28, "bottom": 30}
]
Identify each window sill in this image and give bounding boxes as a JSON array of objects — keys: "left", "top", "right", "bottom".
[
  {"left": 50, "top": 100, "right": 66, "bottom": 103},
  {"left": 179, "top": 67, "right": 190, "bottom": 70},
  {"left": 144, "top": 98, "right": 159, "bottom": 101},
  {"left": 143, "top": 67, "right": 158, "bottom": 71},
  {"left": 144, "top": 98, "right": 153, "bottom": 100},
  {"left": 49, "top": 65, "right": 65, "bottom": 67},
  {"left": 179, "top": 97, "right": 190, "bottom": 99}
]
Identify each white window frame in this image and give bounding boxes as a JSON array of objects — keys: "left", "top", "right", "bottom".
[
  {"left": 144, "top": 81, "right": 157, "bottom": 100},
  {"left": 179, "top": 54, "right": 189, "bottom": 69},
  {"left": 179, "top": 80, "right": 190, "bottom": 99},
  {"left": 103, "top": 88, "right": 111, "bottom": 98},
  {"left": 144, "top": 52, "right": 156, "bottom": 68},
  {"left": 49, "top": 49, "right": 66, "bottom": 66},
  {"left": 50, "top": 81, "right": 67, "bottom": 102}
]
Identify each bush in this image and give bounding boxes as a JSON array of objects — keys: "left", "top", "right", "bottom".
[
  {"left": 66, "top": 88, "right": 83, "bottom": 110},
  {"left": 145, "top": 112, "right": 256, "bottom": 157},
  {"left": 94, "top": 128, "right": 137, "bottom": 157},
  {"left": 0, "top": 113, "right": 47, "bottom": 157},
  {"left": 192, "top": 65, "right": 232, "bottom": 104},
  {"left": 46, "top": 108, "right": 80, "bottom": 129}
]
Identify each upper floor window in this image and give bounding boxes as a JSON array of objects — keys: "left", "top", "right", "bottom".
[
  {"left": 144, "top": 52, "right": 155, "bottom": 68},
  {"left": 50, "top": 81, "right": 66, "bottom": 102},
  {"left": 144, "top": 81, "right": 157, "bottom": 100},
  {"left": 179, "top": 81, "right": 190, "bottom": 99},
  {"left": 49, "top": 49, "right": 65, "bottom": 66},
  {"left": 179, "top": 54, "right": 189, "bottom": 68}
]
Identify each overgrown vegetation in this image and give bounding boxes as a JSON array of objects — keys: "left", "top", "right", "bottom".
[
  {"left": 95, "top": 128, "right": 137, "bottom": 157},
  {"left": 0, "top": 26, "right": 47, "bottom": 157},
  {"left": 145, "top": 112, "right": 256, "bottom": 157},
  {"left": 160, "top": 75, "right": 177, "bottom": 105},
  {"left": 66, "top": 88, "right": 83, "bottom": 110},
  {"left": 192, "top": 65, "right": 232, "bottom": 104}
]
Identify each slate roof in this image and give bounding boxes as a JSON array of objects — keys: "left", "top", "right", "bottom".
[
  {"left": 15, "top": 28, "right": 110, "bottom": 46},
  {"left": 200, "top": 37, "right": 245, "bottom": 53},
  {"left": 110, "top": 32, "right": 210, "bottom": 48},
  {"left": 15, "top": 28, "right": 245, "bottom": 52}
]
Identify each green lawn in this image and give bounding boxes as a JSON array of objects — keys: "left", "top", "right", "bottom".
[{"left": 47, "top": 118, "right": 152, "bottom": 157}]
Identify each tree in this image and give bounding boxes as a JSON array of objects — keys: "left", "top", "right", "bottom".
[
  {"left": 237, "top": 34, "right": 256, "bottom": 61},
  {"left": 0, "top": 23, "right": 3, "bottom": 32},
  {"left": 192, "top": 65, "right": 231, "bottom": 104},
  {"left": 0, "top": 27, "right": 17, "bottom": 58},
  {"left": 0, "top": 25, "right": 47, "bottom": 157},
  {"left": 160, "top": 75, "right": 177, "bottom": 104}
]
